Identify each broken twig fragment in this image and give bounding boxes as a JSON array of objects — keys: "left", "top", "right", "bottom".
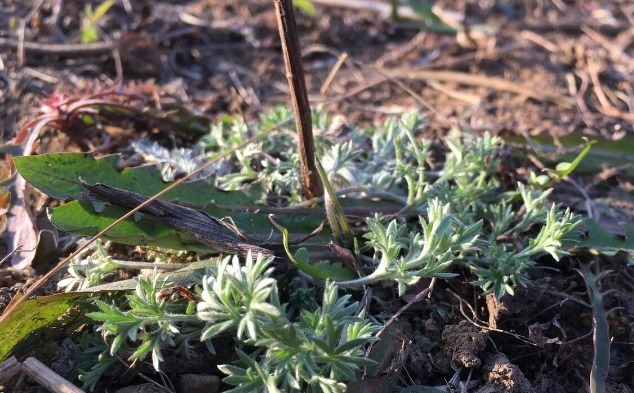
[{"left": 82, "top": 182, "right": 276, "bottom": 259}]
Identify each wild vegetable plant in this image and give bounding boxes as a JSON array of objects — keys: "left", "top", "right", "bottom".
[{"left": 14, "top": 108, "right": 583, "bottom": 391}]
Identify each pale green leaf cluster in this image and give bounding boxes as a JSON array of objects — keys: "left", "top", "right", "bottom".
[
  {"left": 338, "top": 199, "right": 482, "bottom": 295},
  {"left": 252, "top": 110, "right": 581, "bottom": 298},
  {"left": 80, "top": 253, "right": 376, "bottom": 392},
  {"left": 87, "top": 272, "right": 200, "bottom": 371},
  {"left": 58, "top": 240, "right": 117, "bottom": 291},
  {"left": 471, "top": 205, "right": 580, "bottom": 298},
  {"left": 198, "top": 253, "right": 378, "bottom": 393},
  {"left": 71, "top": 108, "right": 583, "bottom": 391}
]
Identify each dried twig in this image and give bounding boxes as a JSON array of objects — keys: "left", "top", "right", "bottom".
[
  {"left": 0, "top": 356, "right": 21, "bottom": 383},
  {"left": 581, "top": 26, "right": 634, "bottom": 67},
  {"left": 521, "top": 30, "right": 560, "bottom": 53},
  {"left": 586, "top": 56, "right": 634, "bottom": 120},
  {"left": 0, "top": 37, "right": 116, "bottom": 57},
  {"left": 320, "top": 52, "right": 348, "bottom": 95},
  {"left": 82, "top": 182, "right": 277, "bottom": 259},
  {"left": 273, "top": 0, "right": 323, "bottom": 200},
  {"left": 22, "top": 357, "right": 84, "bottom": 393},
  {"left": 366, "top": 65, "right": 453, "bottom": 126}
]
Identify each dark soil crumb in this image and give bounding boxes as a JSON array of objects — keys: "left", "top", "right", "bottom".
[{"left": 439, "top": 320, "right": 488, "bottom": 369}]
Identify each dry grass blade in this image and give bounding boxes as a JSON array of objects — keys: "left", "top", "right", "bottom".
[
  {"left": 21, "top": 357, "right": 85, "bottom": 393},
  {"left": 0, "top": 356, "right": 21, "bottom": 383},
  {"left": 380, "top": 68, "right": 575, "bottom": 107},
  {"left": 586, "top": 56, "right": 634, "bottom": 121}
]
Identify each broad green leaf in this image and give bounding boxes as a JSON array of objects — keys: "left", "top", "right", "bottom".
[
  {"left": 203, "top": 204, "right": 327, "bottom": 243},
  {"left": 48, "top": 201, "right": 213, "bottom": 253},
  {"left": 14, "top": 153, "right": 264, "bottom": 205},
  {"left": 573, "top": 218, "right": 634, "bottom": 264},
  {"left": 313, "top": 260, "right": 356, "bottom": 280},
  {"left": 406, "top": 0, "right": 441, "bottom": 24},
  {"left": 504, "top": 132, "right": 634, "bottom": 179},
  {"left": 48, "top": 200, "right": 331, "bottom": 253},
  {"left": 0, "top": 292, "right": 86, "bottom": 361},
  {"left": 17, "top": 153, "right": 398, "bottom": 253}
]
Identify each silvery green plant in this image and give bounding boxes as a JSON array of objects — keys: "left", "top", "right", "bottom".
[
  {"left": 72, "top": 108, "right": 582, "bottom": 391},
  {"left": 58, "top": 240, "right": 117, "bottom": 291},
  {"left": 198, "top": 252, "right": 377, "bottom": 393},
  {"left": 126, "top": 109, "right": 580, "bottom": 298},
  {"left": 130, "top": 140, "right": 222, "bottom": 182},
  {"left": 80, "top": 253, "right": 376, "bottom": 392},
  {"left": 258, "top": 110, "right": 580, "bottom": 298},
  {"left": 336, "top": 199, "right": 483, "bottom": 295},
  {"left": 87, "top": 270, "right": 201, "bottom": 372}
]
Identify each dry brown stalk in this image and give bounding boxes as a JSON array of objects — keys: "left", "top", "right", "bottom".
[{"left": 273, "top": 0, "right": 324, "bottom": 200}]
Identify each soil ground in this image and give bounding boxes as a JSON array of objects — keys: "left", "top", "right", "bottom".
[{"left": 1, "top": 1, "right": 633, "bottom": 392}]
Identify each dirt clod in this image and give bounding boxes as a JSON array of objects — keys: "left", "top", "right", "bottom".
[
  {"left": 440, "top": 320, "right": 488, "bottom": 369},
  {"left": 475, "top": 353, "right": 535, "bottom": 393}
]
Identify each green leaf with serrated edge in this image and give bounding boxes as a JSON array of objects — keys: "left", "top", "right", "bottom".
[
  {"left": 0, "top": 292, "right": 86, "bottom": 361},
  {"left": 572, "top": 218, "right": 634, "bottom": 264},
  {"left": 269, "top": 217, "right": 354, "bottom": 280},
  {"left": 48, "top": 201, "right": 213, "bottom": 253},
  {"left": 14, "top": 153, "right": 264, "bottom": 205}
]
